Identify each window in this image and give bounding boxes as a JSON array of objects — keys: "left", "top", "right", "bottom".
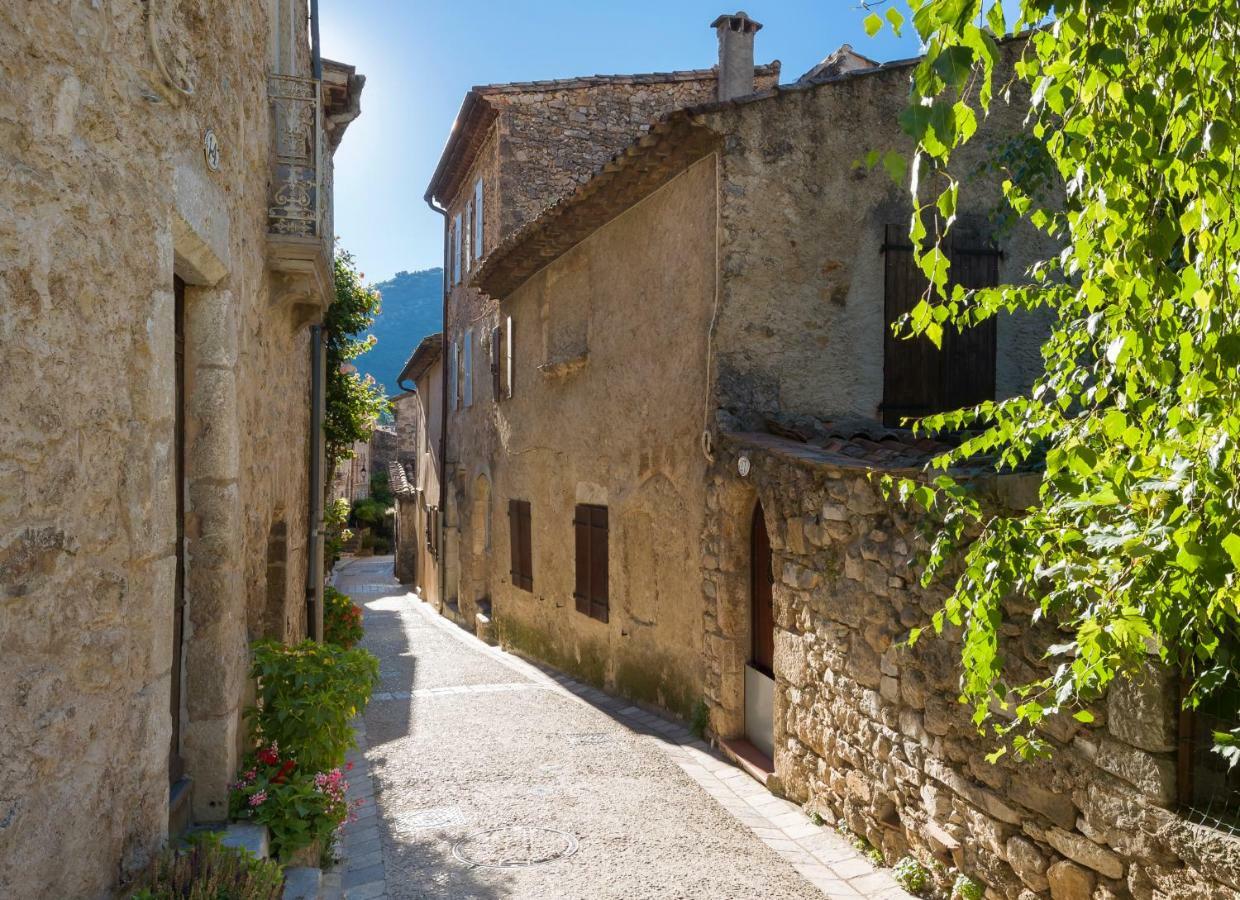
[
  {"left": 452, "top": 213, "right": 462, "bottom": 285},
  {"left": 464, "top": 203, "right": 472, "bottom": 273},
  {"left": 426, "top": 506, "right": 440, "bottom": 558},
  {"left": 474, "top": 178, "right": 485, "bottom": 258},
  {"left": 1179, "top": 658, "right": 1240, "bottom": 831},
  {"left": 506, "top": 315, "right": 513, "bottom": 399},
  {"left": 491, "top": 317, "right": 513, "bottom": 401},
  {"left": 462, "top": 329, "right": 473, "bottom": 407},
  {"left": 573, "top": 504, "right": 608, "bottom": 622},
  {"left": 508, "top": 500, "right": 533, "bottom": 591},
  {"left": 880, "top": 223, "right": 998, "bottom": 428},
  {"left": 448, "top": 340, "right": 458, "bottom": 411}
]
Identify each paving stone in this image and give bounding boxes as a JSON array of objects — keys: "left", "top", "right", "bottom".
[{"left": 342, "top": 864, "right": 385, "bottom": 889}]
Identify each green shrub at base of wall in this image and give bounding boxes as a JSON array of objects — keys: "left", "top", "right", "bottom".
[
  {"left": 128, "top": 831, "right": 282, "bottom": 900},
  {"left": 246, "top": 640, "right": 379, "bottom": 772}
]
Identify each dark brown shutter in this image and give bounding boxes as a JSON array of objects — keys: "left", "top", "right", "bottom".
[
  {"left": 573, "top": 505, "right": 608, "bottom": 622},
  {"left": 508, "top": 499, "right": 533, "bottom": 591},
  {"left": 881, "top": 224, "right": 999, "bottom": 427},
  {"left": 942, "top": 237, "right": 998, "bottom": 412},
  {"left": 491, "top": 325, "right": 502, "bottom": 401}
]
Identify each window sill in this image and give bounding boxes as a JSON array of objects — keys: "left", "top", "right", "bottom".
[{"left": 539, "top": 353, "right": 589, "bottom": 380}]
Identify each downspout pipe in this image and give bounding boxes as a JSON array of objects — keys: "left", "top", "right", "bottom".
[
  {"left": 310, "top": 0, "right": 322, "bottom": 80},
  {"left": 425, "top": 195, "right": 449, "bottom": 611}
]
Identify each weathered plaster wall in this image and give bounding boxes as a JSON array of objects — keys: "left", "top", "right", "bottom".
[
  {"left": 704, "top": 51, "right": 1056, "bottom": 426},
  {"left": 0, "top": 2, "right": 322, "bottom": 895},
  {"left": 702, "top": 435, "right": 1240, "bottom": 899},
  {"left": 489, "top": 156, "right": 718, "bottom": 717}
]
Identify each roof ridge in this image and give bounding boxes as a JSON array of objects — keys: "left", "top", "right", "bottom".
[{"left": 472, "top": 61, "right": 781, "bottom": 94}]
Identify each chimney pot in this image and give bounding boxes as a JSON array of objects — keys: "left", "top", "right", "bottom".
[{"left": 711, "top": 11, "right": 763, "bottom": 102}]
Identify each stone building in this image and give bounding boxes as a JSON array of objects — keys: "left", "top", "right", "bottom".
[
  {"left": 422, "top": 15, "right": 779, "bottom": 630},
  {"left": 329, "top": 438, "right": 372, "bottom": 503},
  {"left": 391, "top": 333, "right": 444, "bottom": 604},
  {"left": 464, "top": 19, "right": 1240, "bottom": 900},
  {"left": 0, "top": 3, "right": 361, "bottom": 897}
]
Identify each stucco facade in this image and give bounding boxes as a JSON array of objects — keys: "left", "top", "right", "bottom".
[
  {"left": 427, "top": 58, "right": 780, "bottom": 631},
  {"left": 0, "top": 3, "right": 360, "bottom": 896}
]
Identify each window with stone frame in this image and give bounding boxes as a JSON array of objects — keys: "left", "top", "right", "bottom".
[
  {"left": 464, "top": 202, "right": 472, "bottom": 272},
  {"left": 448, "top": 340, "right": 459, "bottom": 411},
  {"left": 573, "top": 504, "right": 608, "bottom": 623},
  {"left": 463, "top": 328, "right": 473, "bottom": 407},
  {"left": 452, "top": 212, "right": 462, "bottom": 284},
  {"left": 544, "top": 260, "right": 589, "bottom": 368}
]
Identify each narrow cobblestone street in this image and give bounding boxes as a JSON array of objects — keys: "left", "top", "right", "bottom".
[{"left": 330, "top": 557, "right": 911, "bottom": 900}]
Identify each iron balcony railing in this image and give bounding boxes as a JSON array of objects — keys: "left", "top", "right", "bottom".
[{"left": 267, "top": 73, "right": 326, "bottom": 240}]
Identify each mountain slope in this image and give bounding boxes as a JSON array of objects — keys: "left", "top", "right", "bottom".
[{"left": 355, "top": 268, "right": 443, "bottom": 396}]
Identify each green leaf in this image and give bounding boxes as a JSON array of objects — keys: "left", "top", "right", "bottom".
[
  {"left": 864, "top": 12, "right": 883, "bottom": 37},
  {"left": 885, "top": 7, "right": 905, "bottom": 36},
  {"left": 1223, "top": 534, "right": 1240, "bottom": 568}
]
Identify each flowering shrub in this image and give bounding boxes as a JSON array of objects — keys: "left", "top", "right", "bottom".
[
  {"left": 228, "top": 742, "right": 362, "bottom": 861},
  {"left": 129, "top": 830, "right": 282, "bottom": 899},
  {"left": 247, "top": 639, "right": 379, "bottom": 772},
  {"left": 323, "top": 586, "right": 364, "bottom": 649}
]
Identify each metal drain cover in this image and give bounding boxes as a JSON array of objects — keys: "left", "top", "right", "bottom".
[
  {"left": 452, "top": 826, "right": 578, "bottom": 869},
  {"left": 394, "top": 805, "right": 467, "bottom": 832}
]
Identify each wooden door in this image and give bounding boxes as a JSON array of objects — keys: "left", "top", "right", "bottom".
[
  {"left": 750, "top": 503, "right": 774, "bottom": 676},
  {"left": 170, "top": 276, "right": 187, "bottom": 784}
]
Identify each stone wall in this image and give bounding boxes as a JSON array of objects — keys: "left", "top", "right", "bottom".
[
  {"left": 702, "top": 433, "right": 1240, "bottom": 899},
  {"left": 0, "top": 2, "right": 341, "bottom": 895}
]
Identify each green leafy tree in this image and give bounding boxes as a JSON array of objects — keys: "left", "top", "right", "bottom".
[
  {"left": 325, "top": 249, "right": 389, "bottom": 486},
  {"left": 865, "top": 1, "right": 1239, "bottom": 761}
]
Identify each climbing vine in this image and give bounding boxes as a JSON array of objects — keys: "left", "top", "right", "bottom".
[{"left": 867, "top": 1, "right": 1240, "bottom": 760}]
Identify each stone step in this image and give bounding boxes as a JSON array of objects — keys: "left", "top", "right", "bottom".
[
  {"left": 320, "top": 870, "right": 344, "bottom": 900},
  {"left": 220, "top": 822, "right": 271, "bottom": 860},
  {"left": 283, "top": 866, "right": 323, "bottom": 900}
]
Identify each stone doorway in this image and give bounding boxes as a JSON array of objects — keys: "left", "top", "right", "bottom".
[{"left": 745, "top": 501, "right": 775, "bottom": 761}]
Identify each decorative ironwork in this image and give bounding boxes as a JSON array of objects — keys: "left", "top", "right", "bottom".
[{"left": 267, "top": 74, "right": 322, "bottom": 239}]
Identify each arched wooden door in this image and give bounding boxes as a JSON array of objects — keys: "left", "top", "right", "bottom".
[{"left": 746, "top": 502, "right": 775, "bottom": 759}]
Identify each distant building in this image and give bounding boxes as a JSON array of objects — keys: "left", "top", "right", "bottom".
[{"left": 391, "top": 334, "right": 444, "bottom": 605}]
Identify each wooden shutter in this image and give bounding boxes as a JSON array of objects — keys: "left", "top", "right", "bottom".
[
  {"left": 491, "top": 325, "right": 502, "bottom": 401},
  {"left": 508, "top": 499, "right": 533, "bottom": 591},
  {"left": 474, "top": 178, "right": 485, "bottom": 256},
  {"left": 881, "top": 224, "right": 998, "bottom": 427},
  {"left": 505, "top": 315, "right": 514, "bottom": 399},
  {"left": 573, "top": 505, "right": 608, "bottom": 622}
]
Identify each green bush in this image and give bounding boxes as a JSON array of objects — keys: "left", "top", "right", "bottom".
[
  {"left": 129, "top": 831, "right": 282, "bottom": 899},
  {"left": 324, "top": 498, "right": 351, "bottom": 566},
  {"left": 228, "top": 743, "right": 357, "bottom": 861},
  {"left": 323, "top": 586, "right": 364, "bottom": 649},
  {"left": 247, "top": 640, "right": 379, "bottom": 772},
  {"left": 894, "top": 856, "right": 929, "bottom": 895},
  {"left": 951, "top": 874, "right": 983, "bottom": 900}
]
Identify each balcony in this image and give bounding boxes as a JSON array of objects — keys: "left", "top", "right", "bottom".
[{"left": 266, "top": 73, "right": 333, "bottom": 325}]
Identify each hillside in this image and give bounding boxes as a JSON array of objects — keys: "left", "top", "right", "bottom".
[{"left": 355, "top": 268, "right": 443, "bottom": 397}]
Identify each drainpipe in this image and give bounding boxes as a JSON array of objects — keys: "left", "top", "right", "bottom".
[
  {"left": 425, "top": 196, "right": 449, "bottom": 610},
  {"left": 304, "top": 0, "right": 325, "bottom": 639},
  {"left": 306, "top": 324, "right": 326, "bottom": 640},
  {"left": 310, "top": 0, "right": 322, "bottom": 80}
]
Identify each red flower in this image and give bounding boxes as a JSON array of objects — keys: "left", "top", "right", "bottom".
[
  {"left": 257, "top": 746, "right": 280, "bottom": 766},
  {"left": 271, "top": 759, "right": 297, "bottom": 785}
]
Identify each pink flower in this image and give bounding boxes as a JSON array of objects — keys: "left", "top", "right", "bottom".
[
  {"left": 244, "top": 769, "right": 257, "bottom": 783},
  {"left": 249, "top": 790, "right": 268, "bottom": 807}
]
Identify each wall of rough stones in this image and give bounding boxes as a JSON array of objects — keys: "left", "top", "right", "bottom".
[
  {"left": 0, "top": 1, "right": 326, "bottom": 895},
  {"left": 702, "top": 434, "right": 1240, "bottom": 899}
]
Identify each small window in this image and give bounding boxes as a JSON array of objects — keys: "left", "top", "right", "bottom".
[
  {"left": 881, "top": 224, "right": 998, "bottom": 427},
  {"left": 573, "top": 504, "right": 608, "bottom": 623},
  {"left": 474, "top": 178, "right": 485, "bottom": 258},
  {"left": 425, "top": 506, "right": 440, "bottom": 558},
  {"left": 453, "top": 213, "right": 463, "bottom": 285},
  {"left": 448, "top": 341, "right": 459, "bottom": 411},
  {"left": 464, "top": 203, "right": 472, "bottom": 272},
  {"left": 463, "top": 330, "right": 473, "bottom": 407},
  {"left": 491, "top": 324, "right": 502, "bottom": 401},
  {"left": 508, "top": 499, "right": 533, "bottom": 591}
]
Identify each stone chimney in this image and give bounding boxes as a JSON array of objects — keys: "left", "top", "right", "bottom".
[{"left": 711, "top": 11, "right": 763, "bottom": 102}]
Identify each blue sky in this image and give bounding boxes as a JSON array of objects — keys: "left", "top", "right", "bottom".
[{"left": 319, "top": 1, "right": 933, "bottom": 283}]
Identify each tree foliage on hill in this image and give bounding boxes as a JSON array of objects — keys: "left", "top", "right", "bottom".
[
  {"left": 325, "top": 249, "right": 389, "bottom": 478},
  {"left": 866, "top": 0, "right": 1239, "bottom": 761}
]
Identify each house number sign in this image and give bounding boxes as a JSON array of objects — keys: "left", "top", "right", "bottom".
[{"left": 203, "top": 129, "right": 221, "bottom": 171}]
